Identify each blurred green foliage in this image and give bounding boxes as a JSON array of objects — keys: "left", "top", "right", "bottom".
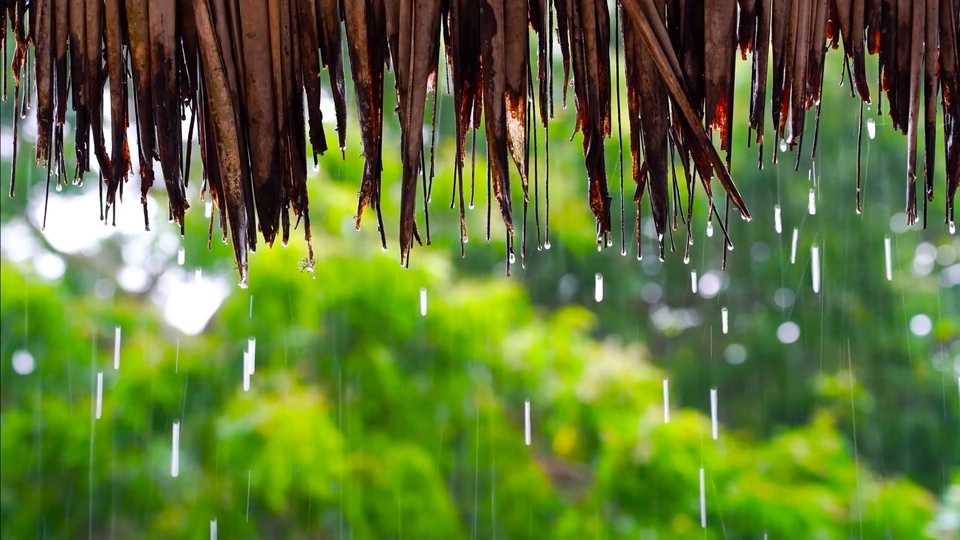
[{"left": 1, "top": 29, "right": 958, "bottom": 539}]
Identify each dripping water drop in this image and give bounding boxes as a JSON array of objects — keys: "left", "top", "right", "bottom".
[
  {"left": 811, "top": 244, "right": 821, "bottom": 293},
  {"left": 774, "top": 204, "right": 782, "bottom": 234},
  {"left": 790, "top": 228, "right": 799, "bottom": 264},
  {"left": 710, "top": 388, "right": 719, "bottom": 440},
  {"left": 866, "top": 117, "right": 876, "bottom": 140},
  {"left": 524, "top": 399, "right": 531, "bottom": 446},
  {"left": 177, "top": 247, "right": 185, "bottom": 266},
  {"left": 884, "top": 236, "right": 893, "bottom": 281},
  {"left": 113, "top": 326, "right": 121, "bottom": 370},
  {"left": 420, "top": 287, "right": 428, "bottom": 317},
  {"left": 662, "top": 379, "right": 670, "bottom": 423},
  {"left": 706, "top": 220, "right": 714, "bottom": 238},
  {"left": 690, "top": 271, "right": 698, "bottom": 294},
  {"left": 808, "top": 189, "right": 817, "bottom": 215},
  {"left": 95, "top": 372, "right": 103, "bottom": 420},
  {"left": 594, "top": 273, "right": 604, "bottom": 302},
  {"left": 171, "top": 422, "right": 181, "bottom": 478},
  {"left": 721, "top": 307, "right": 729, "bottom": 335}
]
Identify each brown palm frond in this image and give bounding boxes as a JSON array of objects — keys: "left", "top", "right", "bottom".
[{"left": 3, "top": 0, "right": 960, "bottom": 283}]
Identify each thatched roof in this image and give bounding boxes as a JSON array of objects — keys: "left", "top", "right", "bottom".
[{"left": 3, "top": 0, "right": 959, "bottom": 284}]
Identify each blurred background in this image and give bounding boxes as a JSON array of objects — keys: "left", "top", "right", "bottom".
[{"left": 1, "top": 27, "right": 959, "bottom": 539}]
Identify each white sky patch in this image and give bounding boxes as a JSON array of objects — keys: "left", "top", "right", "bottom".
[{"left": 155, "top": 269, "right": 230, "bottom": 336}]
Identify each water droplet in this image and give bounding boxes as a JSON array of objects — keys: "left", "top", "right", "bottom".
[
  {"left": 247, "top": 338, "right": 257, "bottom": 374},
  {"left": 790, "top": 228, "right": 799, "bottom": 264},
  {"left": 706, "top": 221, "right": 714, "bottom": 237},
  {"left": 95, "top": 372, "right": 104, "bottom": 420},
  {"left": 210, "top": 520, "right": 218, "bottom": 540},
  {"left": 662, "top": 379, "right": 670, "bottom": 423},
  {"left": 807, "top": 189, "right": 817, "bottom": 215},
  {"left": 811, "top": 244, "right": 820, "bottom": 293},
  {"left": 522, "top": 399, "right": 532, "bottom": 446},
  {"left": 721, "top": 307, "right": 729, "bottom": 335},
  {"left": 777, "top": 321, "right": 801, "bottom": 344},
  {"left": 11, "top": 350, "right": 35, "bottom": 375},
  {"left": 177, "top": 247, "right": 185, "bottom": 266},
  {"left": 779, "top": 139, "right": 788, "bottom": 153},
  {"left": 774, "top": 204, "right": 782, "bottom": 234},
  {"left": 606, "top": 238, "right": 613, "bottom": 248},
  {"left": 468, "top": 203, "right": 475, "bottom": 210},
  {"left": 950, "top": 221, "right": 957, "bottom": 235},
  {"left": 312, "top": 161, "right": 320, "bottom": 172},
  {"left": 710, "top": 388, "right": 719, "bottom": 440},
  {"left": 594, "top": 273, "right": 604, "bottom": 302},
  {"left": 55, "top": 182, "right": 63, "bottom": 192},
  {"left": 204, "top": 201, "right": 214, "bottom": 219},
  {"left": 242, "top": 350, "right": 253, "bottom": 391},
  {"left": 462, "top": 235, "right": 469, "bottom": 244},
  {"left": 683, "top": 254, "right": 691, "bottom": 264},
  {"left": 508, "top": 252, "right": 516, "bottom": 264},
  {"left": 690, "top": 271, "right": 698, "bottom": 294},
  {"left": 884, "top": 236, "right": 893, "bottom": 281},
  {"left": 544, "top": 240, "right": 551, "bottom": 250},
  {"left": 700, "top": 467, "right": 707, "bottom": 528},
  {"left": 419, "top": 287, "right": 428, "bottom": 316},
  {"left": 866, "top": 117, "right": 876, "bottom": 139},
  {"left": 171, "top": 422, "right": 181, "bottom": 478},
  {"left": 113, "top": 326, "right": 122, "bottom": 370}
]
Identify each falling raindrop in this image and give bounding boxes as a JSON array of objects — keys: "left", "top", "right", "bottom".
[
  {"left": 113, "top": 326, "right": 121, "bottom": 370},
  {"left": 524, "top": 399, "right": 531, "bottom": 446},
  {"left": 866, "top": 117, "right": 876, "bottom": 139},
  {"left": 790, "top": 228, "right": 799, "bottom": 264},
  {"left": 811, "top": 244, "right": 821, "bottom": 293},
  {"left": 710, "top": 388, "right": 719, "bottom": 440},
  {"left": 884, "top": 236, "right": 893, "bottom": 281},
  {"left": 242, "top": 351, "right": 251, "bottom": 392},
  {"left": 95, "top": 372, "right": 103, "bottom": 420},
  {"left": 171, "top": 422, "right": 180, "bottom": 478},
  {"left": 721, "top": 307, "right": 729, "bottom": 335},
  {"left": 662, "top": 379, "right": 670, "bottom": 423},
  {"left": 699, "top": 467, "right": 707, "bottom": 528},
  {"left": 204, "top": 201, "right": 214, "bottom": 219},
  {"left": 594, "top": 273, "right": 604, "bottom": 302},
  {"left": 779, "top": 139, "right": 788, "bottom": 152},
  {"left": 177, "top": 247, "right": 185, "bottom": 266},
  {"left": 210, "top": 520, "right": 217, "bottom": 540},
  {"left": 690, "top": 271, "right": 698, "bottom": 294},
  {"left": 706, "top": 220, "right": 714, "bottom": 238},
  {"left": 807, "top": 189, "right": 817, "bottom": 215},
  {"left": 420, "top": 288, "right": 428, "bottom": 316},
  {"left": 774, "top": 204, "right": 782, "bottom": 234},
  {"left": 247, "top": 338, "right": 257, "bottom": 374}
]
